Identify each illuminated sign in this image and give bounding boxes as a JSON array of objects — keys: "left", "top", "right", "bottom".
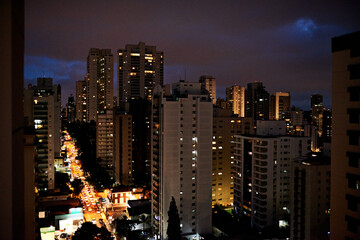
[
  {"left": 40, "top": 226, "right": 55, "bottom": 240},
  {"left": 69, "top": 207, "right": 83, "bottom": 214}
]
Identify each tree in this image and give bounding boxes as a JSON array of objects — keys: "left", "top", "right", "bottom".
[
  {"left": 71, "top": 178, "right": 83, "bottom": 196},
  {"left": 167, "top": 197, "right": 181, "bottom": 240},
  {"left": 113, "top": 217, "right": 136, "bottom": 239},
  {"left": 66, "top": 121, "right": 114, "bottom": 191},
  {"left": 72, "top": 222, "right": 112, "bottom": 240},
  {"left": 55, "top": 172, "right": 70, "bottom": 193}
]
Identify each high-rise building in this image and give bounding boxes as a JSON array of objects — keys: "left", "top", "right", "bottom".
[
  {"left": 212, "top": 108, "right": 254, "bottom": 206},
  {"left": 322, "top": 109, "right": 332, "bottom": 144},
  {"left": 76, "top": 79, "right": 87, "bottom": 122},
  {"left": 290, "top": 154, "right": 330, "bottom": 240},
  {"left": 311, "top": 94, "right": 323, "bottom": 109},
  {"left": 23, "top": 128, "right": 36, "bottom": 239},
  {"left": 86, "top": 48, "right": 113, "bottom": 121},
  {"left": 233, "top": 121, "right": 310, "bottom": 229},
  {"left": 128, "top": 98, "right": 152, "bottom": 186},
  {"left": 311, "top": 94, "right": 325, "bottom": 135},
  {"left": 65, "top": 94, "right": 75, "bottom": 122},
  {"left": 226, "top": 85, "right": 246, "bottom": 117},
  {"left": 96, "top": 109, "right": 114, "bottom": 175},
  {"left": 24, "top": 78, "right": 61, "bottom": 192},
  {"left": 290, "top": 108, "right": 305, "bottom": 136},
  {"left": 199, "top": 75, "right": 216, "bottom": 104},
  {"left": 245, "top": 82, "right": 270, "bottom": 121},
  {"left": 1, "top": 2, "right": 35, "bottom": 238},
  {"left": 216, "top": 97, "right": 231, "bottom": 110},
  {"left": 152, "top": 81, "right": 212, "bottom": 239},
  {"left": 113, "top": 111, "right": 133, "bottom": 185},
  {"left": 330, "top": 31, "right": 360, "bottom": 239},
  {"left": 118, "top": 42, "right": 164, "bottom": 103},
  {"left": 270, "top": 92, "right": 291, "bottom": 120}
]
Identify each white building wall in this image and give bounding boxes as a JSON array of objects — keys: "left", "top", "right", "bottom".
[
  {"left": 234, "top": 134, "right": 310, "bottom": 229},
  {"left": 154, "top": 83, "right": 212, "bottom": 239}
]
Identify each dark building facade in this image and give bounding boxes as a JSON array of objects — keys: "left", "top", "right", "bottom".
[
  {"left": 65, "top": 94, "right": 76, "bottom": 122},
  {"left": 245, "top": 82, "right": 270, "bottom": 122},
  {"left": 330, "top": 31, "right": 360, "bottom": 240},
  {"left": 118, "top": 42, "right": 164, "bottom": 104}
]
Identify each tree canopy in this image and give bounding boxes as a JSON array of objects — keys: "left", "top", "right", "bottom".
[
  {"left": 72, "top": 222, "right": 112, "bottom": 240},
  {"left": 65, "top": 121, "right": 114, "bottom": 191},
  {"left": 71, "top": 178, "right": 84, "bottom": 196}
]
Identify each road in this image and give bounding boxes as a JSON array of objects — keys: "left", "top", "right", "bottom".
[{"left": 63, "top": 132, "right": 113, "bottom": 232}]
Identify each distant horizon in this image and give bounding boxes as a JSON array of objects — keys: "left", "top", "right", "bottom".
[{"left": 24, "top": 68, "right": 331, "bottom": 111}]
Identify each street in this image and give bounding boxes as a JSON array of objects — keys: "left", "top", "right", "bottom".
[{"left": 63, "top": 132, "right": 113, "bottom": 233}]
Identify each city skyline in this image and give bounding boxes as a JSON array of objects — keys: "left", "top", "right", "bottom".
[
  {"left": 2, "top": 1, "right": 359, "bottom": 239},
  {"left": 24, "top": 1, "right": 360, "bottom": 109}
]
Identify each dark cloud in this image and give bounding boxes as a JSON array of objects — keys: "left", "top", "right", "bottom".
[
  {"left": 25, "top": 0, "right": 360, "bottom": 109},
  {"left": 24, "top": 55, "right": 86, "bottom": 104}
]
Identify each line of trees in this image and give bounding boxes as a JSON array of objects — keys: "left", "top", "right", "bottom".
[{"left": 65, "top": 120, "right": 114, "bottom": 191}]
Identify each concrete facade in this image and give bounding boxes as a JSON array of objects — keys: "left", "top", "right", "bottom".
[
  {"left": 234, "top": 130, "right": 310, "bottom": 229},
  {"left": 330, "top": 31, "right": 360, "bottom": 239},
  {"left": 226, "top": 85, "right": 246, "bottom": 117},
  {"left": 76, "top": 79, "right": 87, "bottom": 122},
  {"left": 97, "top": 109, "right": 115, "bottom": 174},
  {"left": 199, "top": 75, "right": 217, "bottom": 104},
  {"left": 86, "top": 48, "right": 113, "bottom": 122},
  {"left": 118, "top": 42, "right": 164, "bottom": 103},
  {"left": 212, "top": 108, "right": 254, "bottom": 206},
  {"left": 270, "top": 92, "right": 291, "bottom": 120},
  {"left": 114, "top": 112, "right": 133, "bottom": 185},
  {"left": 152, "top": 81, "right": 212, "bottom": 239},
  {"left": 290, "top": 155, "right": 330, "bottom": 240}
]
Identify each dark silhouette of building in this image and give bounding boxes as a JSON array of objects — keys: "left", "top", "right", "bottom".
[
  {"left": 65, "top": 94, "right": 76, "bottom": 122},
  {"left": 245, "top": 82, "right": 270, "bottom": 122},
  {"left": 129, "top": 98, "right": 152, "bottom": 186},
  {"left": 0, "top": 1, "right": 36, "bottom": 239},
  {"left": 117, "top": 42, "right": 164, "bottom": 104},
  {"left": 330, "top": 31, "right": 360, "bottom": 240},
  {"left": 86, "top": 48, "right": 114, "bottom": 121}
]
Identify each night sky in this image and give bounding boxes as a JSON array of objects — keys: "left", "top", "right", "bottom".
[{"left": 25, "top": 0, "right": 360, "bottom": 109}]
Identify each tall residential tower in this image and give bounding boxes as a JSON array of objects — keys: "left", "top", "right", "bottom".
[
  {"left": 245, "top": 82, "right": 270, "bottom": 121},
  {"left": 86, "top": 48, "right": 114, "bottom": 121},
  {"left": 118, "top": 42, "right": 164, "bottom": 104},
  {"left": 76, "top": 79, "right": 87, "bottom": 122},
  {"left": 226, "top": 85, "right": 246, "bottom": 117},
  {"left": 152, "top": 81, "right": 212, "bottom": 239},
  {"left": 24, "top": 78, "right": 61, "bottom": 192},
  {"left": 330, "top": 31, "right": 360, "bottom": 239},
  {"left": 199, "top": 75, "right": 216, "bottom": 104},
  {"left": 270, "top": 92, "right": 291, "bottom": 120}
]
